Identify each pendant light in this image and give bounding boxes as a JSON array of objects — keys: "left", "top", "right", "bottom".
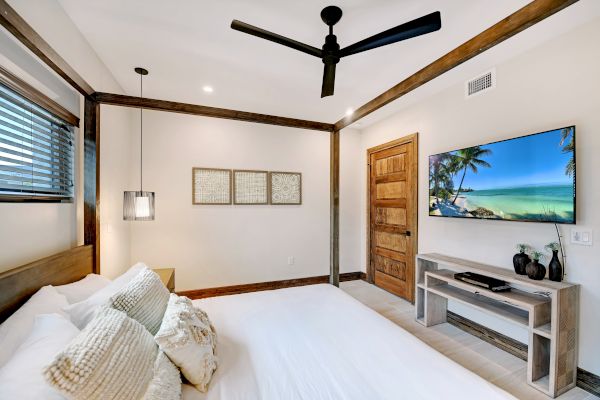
[{"left": 123, "top": 67, "right": 155, "bottom": 221}]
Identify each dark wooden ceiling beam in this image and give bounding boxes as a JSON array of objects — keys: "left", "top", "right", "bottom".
[
  {"left": 334, "top": 0, "right": 579, "bottom": 130},
  {"left": 0, "top": 0, "right": 95, "bottom": 97},
  {"left": 94, "top": 92, "right": 335, "bottom": 132}
]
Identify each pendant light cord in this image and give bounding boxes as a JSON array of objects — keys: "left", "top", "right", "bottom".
[{"left": 140, "top": 71, "right": 143, "bottom": 192}]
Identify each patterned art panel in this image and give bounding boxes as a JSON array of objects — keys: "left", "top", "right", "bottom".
[
  {"left": 234, "top": 170, "right": 268, "bottom": 204},
  {"left": 270, "top": 172, "right": 302, "bottom": 205},
  {"left": 192, "top": 168, "right": 231, "bottom": 204}
]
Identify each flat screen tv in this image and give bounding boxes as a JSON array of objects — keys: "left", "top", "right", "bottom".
[{"left": 429, "top": 126, "right": 575, "bottom": 224}]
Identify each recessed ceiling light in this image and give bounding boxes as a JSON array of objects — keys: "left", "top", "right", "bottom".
[
  {"left": 202, "top": 86, "right": 214, "bottom": 93},
  {"left": 345, "top": 108, "right": 354, "bottom": 116}
]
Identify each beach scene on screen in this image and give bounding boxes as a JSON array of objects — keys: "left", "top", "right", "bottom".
[{"left": 429, "top": 127, "right": 575, "bottom": 223}]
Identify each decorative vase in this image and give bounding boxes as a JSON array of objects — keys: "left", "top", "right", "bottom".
[
  {"left": 513, "top": 251, "right": 531, "bottom": 275},
  {"left": 548, "top": 250, "right": 563, "bottom": 282},
  {"left": 526, "top": 260, "right": 546, "bottom": 280}
]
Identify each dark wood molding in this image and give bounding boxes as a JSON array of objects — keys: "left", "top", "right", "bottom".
[
  {"left": 334, "top": 0, "right": 579, "bottom": 130},
  {"left": 83, "top": 98, "right": 100, "bottom": 273},
  {"left": 93, "top": 92, "right": 335, "bottom": 132},
  {"left": 0, "top": 65, "right": 79, "bottom": 126},
  {"left": 447, "top": 311, "right": 600, "bottom": 396},
  {"left": 0, "top": 0, "right": 94, "bottom": 97},
  {"left": 0, "top": 245, "right": 93, "bottom": 323},
  {"left": 329, "top": 130, "right": 340, "bottom": 286},
  {"left": 177, "top": 271, "right": 366, "bottom": 300}
]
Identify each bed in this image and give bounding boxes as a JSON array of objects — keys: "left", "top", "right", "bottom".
[
  {"left": 183, "top": 284, "right": 515, "bottom": 400},
  {"left": 0, "top": 246, "right": 515, "bottom": 400}
]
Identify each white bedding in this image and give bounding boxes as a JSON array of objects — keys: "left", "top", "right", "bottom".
[{"left": 185, "top": 284, "right": 515, "bottom": 400}]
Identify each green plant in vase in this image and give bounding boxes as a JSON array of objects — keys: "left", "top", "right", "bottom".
[
  {"left": 545, "top": 242, "right": 563, "bottom": 282},
  {"left": 526, "top": 251, "right": 546, "bottom": 280},
  {"left": 512, "top": 243, "right": 531, "bottom": 275}
]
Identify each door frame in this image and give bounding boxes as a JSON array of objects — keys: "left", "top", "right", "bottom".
[{"left": 366, "top": 133, "right": 418, "bottom": 302}]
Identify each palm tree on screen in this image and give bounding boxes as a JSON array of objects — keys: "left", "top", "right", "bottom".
[
  {"left": 559, "top": 127, "right": 574, "bottom": 177},
  {"left": 451, "top": 146, "right": 492, "bottom": 205},
  {"left": 430, "top": 153, "right": 454, "bottom": 203}
]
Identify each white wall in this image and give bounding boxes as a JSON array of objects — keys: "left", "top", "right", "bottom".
[
  {"left": 128, "top": 111, "right": 362, "bottom": 291},
  {"left": 0, "top": 0, "right": 134, "bottom": 275},
  {"left": 359, "top": 18, "right": 600, "bottom": 375}
]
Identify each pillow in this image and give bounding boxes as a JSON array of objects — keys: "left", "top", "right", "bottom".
[
  {"left": 45, "top": 307, "right": 158, "bottom": 400},
  {"left": 55, "top": 274, "right": 111, "bottom": 304},
  {"left": 155, "top": 294, "right": 218, "bottom": 392},
  {"left": 106, "top": 267, "right": 169, "bottom": 335},
  {"left": 0, "top": 313, "right": 79, "bottom": 400},
  {"left": 143, "top": 351, "right": 182, "bottom": 400},
  {"left": 0, "top": 285, "right": 69, "bottom": 367},
  {"left": 63, "top": 262, "right": 146, "bottom": 329}
]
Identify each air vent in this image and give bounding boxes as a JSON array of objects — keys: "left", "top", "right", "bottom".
[{"left": 466, "top": 69, "right": 496, "bottom": 98}]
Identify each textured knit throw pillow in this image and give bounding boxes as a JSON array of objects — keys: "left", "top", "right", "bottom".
[
  {"left": 143, "top": 351, "right": 181, "bottom": 400},
  {"left": 44, "top": 307, "right": 157, "bottom": 400},
  {"left": 155, "top": 294, "right": 218, "bottom": 392},
  {"left": 107, "top": 267, "right": 169, "bottom": 335}
]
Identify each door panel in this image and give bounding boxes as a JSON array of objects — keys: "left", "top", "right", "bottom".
[{"left": 368, "top": 135, "right": 417, "bottom": 302}]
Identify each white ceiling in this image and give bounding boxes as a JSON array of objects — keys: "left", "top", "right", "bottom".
[{"left": 56, "top": 0, "right": 597, "bottom": 126}]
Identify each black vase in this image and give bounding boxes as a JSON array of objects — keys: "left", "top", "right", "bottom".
[
  {"left": 548, "top": 250, "right": 563, "bottom": 282},
  {"left": 513, "top": 251, "right": 531, "bottom": 275},
  {"left": 526, "top": 260, "right": 546, "bottom": 280}
]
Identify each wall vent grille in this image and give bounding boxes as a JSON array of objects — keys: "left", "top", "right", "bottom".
[{"left": 466, "top": 69, "right": 496, "bottom": 98}]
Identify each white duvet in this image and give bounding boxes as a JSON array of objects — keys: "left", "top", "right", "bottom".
[{"left": 184, "top": 284, "right": 515, "bottom": 400}]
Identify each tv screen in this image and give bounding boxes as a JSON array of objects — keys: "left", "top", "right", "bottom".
[{"left": 429, "top": 126, "right": 575, "bottom": 224}]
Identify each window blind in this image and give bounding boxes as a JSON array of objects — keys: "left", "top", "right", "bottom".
[{"left": 0, "top": 82, "right": 75, "bottom": 201}]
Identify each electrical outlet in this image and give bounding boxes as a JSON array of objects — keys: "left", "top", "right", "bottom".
[
  {"left": 287, "top": 256, "right": 295, "bottom": 266},
  {"left": 571, "top": 229, "right": 593, "bottom": 246}
]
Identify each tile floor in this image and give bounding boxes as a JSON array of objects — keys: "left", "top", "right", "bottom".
[{"left": 340, "top": 279, "right": 598, "bottom": 400}]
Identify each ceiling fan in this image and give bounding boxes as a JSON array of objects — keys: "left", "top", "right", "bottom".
[{"left": 231, "top": 6, "right": 441, "bottom": 98}]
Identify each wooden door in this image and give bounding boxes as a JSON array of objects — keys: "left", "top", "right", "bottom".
[{"left": 368, "top": 134, "right": 417, "bottom": 302}]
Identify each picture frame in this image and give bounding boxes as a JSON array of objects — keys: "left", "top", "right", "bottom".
[
  {"left": 233, "top": 169, "right": 268, "bottom": 205},
  {"left": 192, "top": 167, "right": 232, "bottom": 205},
  {"left": 269, "top": 171, "right": 302, "bottom": 205}
]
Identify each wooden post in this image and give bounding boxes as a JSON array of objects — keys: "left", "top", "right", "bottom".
[
  {"left": 330, "top": 130, "right": 340, "bottom": 286},
  {"left": 84, "top": 98, "right": 100, "bottom": 273}
]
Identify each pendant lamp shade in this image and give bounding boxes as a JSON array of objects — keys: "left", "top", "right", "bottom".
[
  {"left": 123, "top": 190, "right": 155, "bottom": 221},
  {"left": 124, "top": 67, "right": 155, "bottom": 221}
]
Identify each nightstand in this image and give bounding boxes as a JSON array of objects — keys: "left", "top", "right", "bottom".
[{"left": 153, "top": 268, "right": 175, "bottom": 293}]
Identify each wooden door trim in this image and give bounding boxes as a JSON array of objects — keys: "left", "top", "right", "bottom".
[{"left": 366, "top": 133, "right": 418, "bottom": 302}]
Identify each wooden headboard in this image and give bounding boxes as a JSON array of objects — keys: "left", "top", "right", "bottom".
[{"left": 0, "top": 245, "right": 94, "bottom": 323}]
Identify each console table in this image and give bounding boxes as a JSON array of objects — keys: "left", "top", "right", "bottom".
[{"left": 415, "top": 253, "right": 579, "bottom": 398}]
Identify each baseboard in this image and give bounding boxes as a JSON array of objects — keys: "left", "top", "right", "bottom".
[
  {"left": 447, "top": 311, "right": 600, "bottom": 396},
  {"left": 177, "top": 271, "right": 366, "bottom": 299}
]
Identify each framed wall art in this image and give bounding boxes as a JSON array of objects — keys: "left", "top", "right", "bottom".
[
  {"left": 192, "top": 168, "right": 232, "bottom": 205},
  {"left": 269, "top": 171, "right": 302, "bottom": 205},
  {"left": 233, "top": 170, "right": 268, "bottom": 205}
]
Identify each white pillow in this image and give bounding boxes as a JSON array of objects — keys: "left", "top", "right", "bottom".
[
  {"left": 0, "top": 313, "right": 79, "bottom": 400},
  {"left": 155, "top": 294, "right": 218, "bottom": 392},
  {"left": 45, "top": 307, "right": 180, "bottom": 400},
  {"left": 55, "top": 274, "right": 111, "bottom": 304},
  {"left": 63, "top": 262, "right": 146, "bottom": 329},
  {"left": 107, "top": 267, "right": 170, "bottom": 335},
  {"left": 0, "top": 286, "right": 69, "bottom": 367}
]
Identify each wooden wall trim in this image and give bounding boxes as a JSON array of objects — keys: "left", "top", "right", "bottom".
[
  {"left": 329, "top": 130, "right": 340, "bottom": 286},
  {"left": 334, "top": 0, "right": 580, "bottom": 130},
  {"left": 0, "top": 65, "right": 79, "bottom": 126},
  {"left": 447, "top": 311, "right": 600, "bottom": 397},
  {"left": 178, "top": 272, "right": 366, "bottom": 300},
  {"left": 83, "top": 98, "right": 100, "bottom": 273},
  {"left": 93, "top": 92, "right": 335, "bottom": 132},
  {"left": 0, "top": 0, "right": 94, "bottom": 97}
]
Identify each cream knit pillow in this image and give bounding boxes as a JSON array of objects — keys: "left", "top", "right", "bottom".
[
  {"left": 155, "top": 294, "right": 218, "bottom": 392},
  {"left": 143, "top": 351, "right": 181, "bottom": 400},
  {"left": 44, "top": 307, "right": 156, "bottom": 400},
  {"left": 107, "top": 267, "right": 169, "bottom": 335}
]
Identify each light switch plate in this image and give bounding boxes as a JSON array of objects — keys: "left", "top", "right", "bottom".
[{"left": 571, "top": 229, "right": 593, "bottom": 246}]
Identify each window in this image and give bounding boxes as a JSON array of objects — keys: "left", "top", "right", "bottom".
[{"left": 0, "top": 82, "right": 75, "bottom": 201}]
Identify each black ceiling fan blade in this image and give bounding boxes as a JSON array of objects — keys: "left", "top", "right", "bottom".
[
  {"left": 321, "top": 62, "right": 336, "bottom": 98},
  {"left": 231, "top": 20, "right": 322, "bottom": 58},
  {"left": 339, "top": 11, "right": 441, "bottom": 57}
]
